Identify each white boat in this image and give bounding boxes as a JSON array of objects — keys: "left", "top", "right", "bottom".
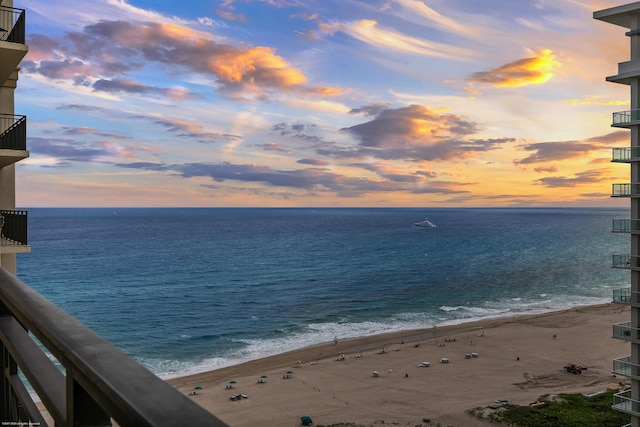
[{"left": 414, "top": 219, "right": 436, "bottom": 228}]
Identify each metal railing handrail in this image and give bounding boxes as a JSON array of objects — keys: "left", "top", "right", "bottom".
[
  {"left": 0, "top": 6, "right": 25, "bottom": 44},
  {"left": 613, "top": 287, "right": 632, "bottom": 303},
  {"left": 612, "top": 147, "right": 640, "bottom": 162},
  {"left": 0, "top": 114, "right": 26, "bottom": 150},
  {"left": 0, "top": 267, "right": 228, "bottom": 426},
  {"left": 0, "top": 210, "right": 27, "bottom": 245},
  {"left": 612, "top": 253, "right": 640, "bottom": 269},
  {"left": 613, "top": 389, "right": 640, "bottom": 416}
]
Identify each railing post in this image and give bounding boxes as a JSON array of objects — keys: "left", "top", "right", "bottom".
[
  {"left": 67, "top": 373, "right": 111, "bottom": 426},
  {"left": 0, "top": 301, "right": 17, "bottom": 422},
  {"left": 0, "top": 345, "right": 9, "bottom": 421}
]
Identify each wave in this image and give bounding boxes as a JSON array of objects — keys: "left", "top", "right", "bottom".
[{"left": 151, "top": 293, "right": 612, "bottom": 379}]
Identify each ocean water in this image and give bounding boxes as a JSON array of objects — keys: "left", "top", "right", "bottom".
[{"left": 15, "top": 207, "right": 629, "bottom": 379}]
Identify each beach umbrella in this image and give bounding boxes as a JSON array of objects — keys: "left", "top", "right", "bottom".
[
  {"left": 194, "top": 386, "right": 203, "bottom": 390},
  {"left": 260, "top": 375, "right": 268, "bottom": 379},
  {"left": 286, "top": 371, "right": 293, "bottom": 375}
]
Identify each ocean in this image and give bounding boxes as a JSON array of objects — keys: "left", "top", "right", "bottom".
[{"left": 15, "top": 207, "right": 629, "bottom": 379}]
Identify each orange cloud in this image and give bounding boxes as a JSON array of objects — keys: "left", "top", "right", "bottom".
[
  {"left": 210, "top": 46, "right": 306, "bottom": 85},
  {"left": 470, "top": 49, "right": 561, "bottom": 88},
  {"left": 24, "top": 21, "right": 343, "bottom": 100}
]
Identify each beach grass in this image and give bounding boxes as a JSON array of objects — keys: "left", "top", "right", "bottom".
[{"left": 468, "top": 391, "right": 630, "bottom": 426}]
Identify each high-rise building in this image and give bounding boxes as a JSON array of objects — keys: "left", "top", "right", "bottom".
[
  {"left": 596, "top": 3, "right": 640, "bottom": 426},
  {"left": 0, "top": 0, "right": 30, "bottom": 273}
]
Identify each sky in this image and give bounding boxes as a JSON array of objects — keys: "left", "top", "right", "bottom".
[{"left": 10, "top": 0, "right": 639, "bottom": 207}]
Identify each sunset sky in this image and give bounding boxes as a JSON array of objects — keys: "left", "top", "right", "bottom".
[{"left": 12, "top": 0, "right": 637, "bottom": 207}]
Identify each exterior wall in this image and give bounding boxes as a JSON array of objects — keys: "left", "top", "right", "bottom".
[
  {"left": 595, "top": 4, "right": 640, "bottom": 427},
  {"left": 0, "top": 15, "right": 21, "bottom": 274}
]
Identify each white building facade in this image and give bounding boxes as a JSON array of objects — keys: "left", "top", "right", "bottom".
[{"left": 596, "top": 3, "right": 640, "bottom": 426}]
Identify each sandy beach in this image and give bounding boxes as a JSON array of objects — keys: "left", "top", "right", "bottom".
[{"left": 169, "top": 303, "right": 630, "bottom": 427}]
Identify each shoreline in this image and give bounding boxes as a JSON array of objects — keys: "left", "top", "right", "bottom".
[
  {"left": 169, "top": 302, "right": 630, "bottom": 426},
  {"left": 162, "top": 299, "right": 612, "bottom": 380}
]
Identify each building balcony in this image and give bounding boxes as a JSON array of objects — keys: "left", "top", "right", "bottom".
[
  {"left": 613, "top": 321, "right": 640, "bottom": 343},
  {"left": 613, "top": 287, "right": 633, "bottom": 304},
  {"left": 613, "top": 356, "right": 640, "bottom": 379},
  {"left": 612, "top": 147, "right": 640, "bottom": 162},
  {"left": 612, "top": 218, "right": 640, "bottom": 233},
  {"left": 607, "top": 60, "right": 640, "bottom": 85},
  {"left": 0, "top": 210, "right": 28, "bottom": 253},
  {"left": 0, "top": 267, "right": 228, "bottom": 426},
  {"left": 612, "top": 110, "right": 640, "bottom": 127},
  {"left": 611, "top": 183, "right": 640, "bottom": 197},
  {"left": 0, "top": 114, "right": 28, "bottom": 168},
  {"left": 613, "top": 389, "right": 640, "bottom": 417},
  {"left": 612, "top": 253, "right": 640, "bottom": 269},
  {"left": 0, "top": 5, "right": 27, "bottom": 85}
]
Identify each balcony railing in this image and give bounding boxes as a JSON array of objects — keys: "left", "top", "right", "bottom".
[
  {"left": 0, "top": 267, "right": 228, "bottom": 426},
  {"left": 0, "top": 114, "right": 26, "bottom": 150},
  {"left": 613, "top": 321, "right": 640, "bottom": 342},
  {"left": 613, "top": 356, "right": 640, "bottom": 378},
  {"left": 612, "top": 183, "right": 638, "bottom": 197},
  {"left": 613, "top": 389, "right": 640, "bottom": 416},
  {"left": 0, "top": 210, "right": 27, "bottom": 246},
  {"left": 612, "top": 253, "right": 640, "bottom": 269},
  {"left": 613, "top": 110, "right": 640, "bottom": 127},
  {"left": 613, "top": 287, "right": 632, "bottom": 303},
  {"left": 0, "top": 6, "right": 25, "bottom": 44},
  {"left": 612, "top": 218, "right": 640, "bottom": 233},
  {"left": 612, "top": 147, "right": 640, "bottom": 162}
]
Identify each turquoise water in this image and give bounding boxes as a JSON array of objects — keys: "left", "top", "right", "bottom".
[{"left": 16, "top": 207, "right": 628, "bottom": 378}]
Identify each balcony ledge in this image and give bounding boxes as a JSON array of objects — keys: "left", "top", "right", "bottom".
[
  {"left": 0, "top": 41, "right": 27, "bottom": 85},
  {"left": 0, "top": 149, "right": 28, "bottom": 167}
]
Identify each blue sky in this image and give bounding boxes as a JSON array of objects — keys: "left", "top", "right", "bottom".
[{"left": 12, "top": 0, "right": 634, "bottom": 207}]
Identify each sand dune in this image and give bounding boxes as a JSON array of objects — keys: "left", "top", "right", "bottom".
[{"left": 169, "top": 303, "right": 630, "bottom": 427}]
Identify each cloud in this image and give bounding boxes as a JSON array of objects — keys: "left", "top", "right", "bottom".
[
  {"left": 93, "top": 79, "right": 195, "bottom": 100},
  {"left": 297, "top": 158, "right": 330, "bottom": 166},
  {"left": 340, "top": 104, "right": 510, "bottom": 161},
  {"left": 514, "top": 131, "right": 627, "bottom": 164},
  {"left": 470, "top": 49, "right": 561, "bottom": 88},
  {"left": 410, "top": 181, "right": 472, "bottom": 195},
  {"left": 534, "top": 165, "right": 558, "bottom": 173},
  {"left": 119, "top": 161, "right": 360, "bottom": 195},
  {"left": 61, "top": 126, "right": 129, "bottom": 139},
  {"left": 58, "top": 104, "right": 111, "bottom": 113},
  {"left": 591, "top": 131, "right": 629, "bottom": 144},
  {"left": 349, "top": 103, "right": 392, "bottom": 117},
  {"left": 216, "top": 10, "right": 248, "bottom": 22},
  {"left": 28, "top": 137, "right": 130, "bottom": 162},
  {"left": 260, "top": 142, "right": 291, "bottom": 153},
  {"left": 115, "top": 160, "right": 468, "bottom": 198},
  {"left": 59, "top": 104, "right": 242, "bottom": 145},
  {"left": 323, "top": 19, "right": 478, "bottom": 60},
  {"left": 394, "top": 0, "right": 476, "bottom": 39},
  {"left": 356, "top": 162, "right": 423, "bottom": 183},
  {"left": 534, "top": 169, "right": 609, "bottom": 188},
  {"left": 146, "top": 117, "right": 243, "bottom": 144},
  {"left": 515, "top": 141, "right": 602, "bottom": 164},
  {"left": 23, "top": 20, "right": 342, "bottom": 100},
  {"left": 272, "top": 123, "right": 325, "bottom": 144}
]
